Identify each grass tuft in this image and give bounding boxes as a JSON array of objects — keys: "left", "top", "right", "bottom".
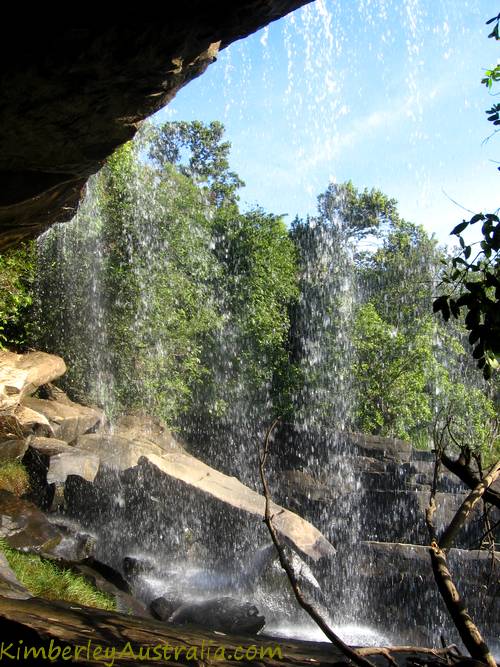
[
  {"left": 0, "top": 539, "right": 116, "bottom": 611},
  {"left": 0, "top": 460, "right": 30, "bottom": 496}
]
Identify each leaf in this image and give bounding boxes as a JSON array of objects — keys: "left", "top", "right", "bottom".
[
  {"left": 465, "top": 309, "right": 481, "bottom": 329},
  {"left": 470, "top": 213, "right": 485, "bottom": 224},
  {"left": 450, "top": 220, "right": 469, "bottom": 235},
  {"left": 449, "top": 298, "right": 460, "bottom": 318},
  {"left": 469, "top": 329, "right": 480, "bottom": 345},
  {"left": 433, "top": 296, "right": 448, "bottom": 313}
]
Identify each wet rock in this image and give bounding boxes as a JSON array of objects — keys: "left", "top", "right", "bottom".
[
  {"left": 137, "top": 453, "right": 336, "bottom": 562},
  {"left": 76, "top": 433, "right": 166, "bottom": 470},
  {"left": 46, "top": 450, "right": 100, "bottom": 486},
  {"left": 354, "top": 540, "right": 500, "bottom": 646},
  {"left": 123, "top": 555, "right": 156, "bottom": 579},
  {"left": 150, "top": 596, "right": 184, "bottom": 621},
  {"left": 0, "top": 437, "right": 28, "bottom": 461},
  {"left": 169, "top": 597, "right": 266, "bottom": 635},
  {"left": 281, "top": 470, "right": 338, "bottom": 502},
  {"left": 348, "top": 432, "right": 412, "bottom": 463},
  {"left": 0, "top": 490, "right": 62, "bottom": 552},
  {"left": 115, "top": 590, "right": 151, "bottom": 618},
  {"left": 50, "top": 525, "right": 96, "bottom": 562},
  {"left": 111, "top": 414, "right": 186, "bottom": 453},
  {"left": 66, "top": 560, "right": 131, "bottom": 597},
  {"left": 22, "top": 396, "right": 103, "bottom": 444},
  {"left": 4, "top": 405, "right": 54, "bottom": 438},
  {"left": 0, "top": 351, "right": 66, "bottom": 412},
  {"left": 0, "top": 553, "right": 31, "bottom": 600},
  {"left": 28, "top": 436, "right": 73, "bottom": 456}
]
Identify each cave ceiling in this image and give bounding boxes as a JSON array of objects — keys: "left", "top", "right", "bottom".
[{"left": 0, "top": 5, "right": 312, "bottom": 250}]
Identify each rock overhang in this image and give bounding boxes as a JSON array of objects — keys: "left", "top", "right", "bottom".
[{"left": 0, "top": 5, "right": 312, "bottom": 250}]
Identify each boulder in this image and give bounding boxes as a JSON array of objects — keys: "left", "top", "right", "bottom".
[
  {"left": 169, "top": 597, "right": 266, "bottom": 635},
  {"left": 28, "top": 436, "right": 73, "bottom": 457},
  {"left": 50, "top": 524, "right": 96, "bottom": 562},
  {"left": 76, "top": 433, "right": 165, "bottom": 470},
  {"left": 122, "top": 555, "right": 156, "bottom": 579},
  {"left": 0, "top": 490, "right": 62, "bottom": 552},
  {"left": 46, "top": 450, "right": 100, "bottom": 486},
  {"left": 281, "top": 470, "right": 338, "bottom": 502},
  {"left": 142, "top": 452, "right": 335, "bottom": 562},
  {"left": 0, "top": 438, "right": 28, "bottom": 461},
  {"left": 11, "top": 405, "right": 54, "bottom": 438},
  {"left": 0, "top": 351, "right": 66, "bottom": 411},
  {"left": 110, "top": 414, "right": 186, "bottom": 453},
  {"left": 0, "top": 553, "right": 31, "bottom": 600},
  {"left": 22, "top": 396, "right": 103, "bottom": 444},
  {"left": 150, "top": 596, "right": 184, "bottom": 622},
  {"left": 1, "top": 7, "right": 309, "bottom": 250},
  {"left": 347, "top": 432, "right": 412, "bottom": 463}
]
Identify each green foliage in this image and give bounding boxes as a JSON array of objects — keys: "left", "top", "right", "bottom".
[
  {"left": 353, "top": 303, "right": 434, "bottom": 439},
  {"left": 291, "top": 182, "right": 497, "bottom": 452},
  {"left": 0, "top": 539, "right": 115, "bottom": 610},
  {"left": 212, "top": 207, "right": 299, "bottom": 413},
  {"left": 434, "top": 212, "right": 500, "bottom": 379},
  {"left": 432, "top": 380, "right": 498, "bottom": 461},
  {"left": 290, "top": 182, "right": 401, "bottom": 427},
  {"left": 315, "top": 180, "right": 399, "bottom": 243},
  {"left": 36, "top": 121, "right": 298, "bottom": 426},
  {"left": 435, "top": 14, "right": 500, "bottom": 380},
  {"left": 0, "top": 242, "right": 36, "bottom": 349},
  {"left": 149, "top": 120, "right": 244, "bottom": 207}
]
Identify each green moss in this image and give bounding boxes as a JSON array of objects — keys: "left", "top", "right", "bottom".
[
  {"left": 0, "top": 539, "right": 116, "bottom": 611},
  {"left": 0, "top": 461, "right": 30, "bottom": 496}
]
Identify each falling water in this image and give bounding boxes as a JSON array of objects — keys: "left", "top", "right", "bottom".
[{"left": 33, "top": 0, "right": 499, "bottom": 653}]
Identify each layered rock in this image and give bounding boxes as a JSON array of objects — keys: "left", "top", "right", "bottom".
[
  {"left": 0, "top": 490, "right": 62, "bottom": 552},
  {"left": 0, "top": 351, "right": 66, "bottom": 413}
]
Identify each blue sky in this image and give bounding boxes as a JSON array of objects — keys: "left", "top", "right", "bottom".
[{"left": 154, "top": 0, "right": 499, "bottom": 244}]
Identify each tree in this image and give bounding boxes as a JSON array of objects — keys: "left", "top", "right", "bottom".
[
  {"left": 0, "top": 242, "right": 36, "bottom": 350},
  {"left": 434, "top": 13, "right": 500, "bottom": 380},
  {"left": 149, "top": 120, "right": 244, "bottom": 207},
  {"left": 352, "top": 302, "right": 435, "bottom": 439},
  {"left": 289, "top": 182, "right": 400, "bottom": 428}
]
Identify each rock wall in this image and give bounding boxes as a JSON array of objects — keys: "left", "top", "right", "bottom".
[{"left": 274, "top": 424, "right": 500, "bottom": 649}]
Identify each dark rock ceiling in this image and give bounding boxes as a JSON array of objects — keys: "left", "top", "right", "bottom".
[{"left": 0, "top": 5, "right": 312, "bottom": 250}]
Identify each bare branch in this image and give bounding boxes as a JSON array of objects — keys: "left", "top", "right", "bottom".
[
  {"left": 441, "top": 453, "right": 500, "bottom": 511},
  {"left": 440, "top": 459, "right": 500, "bottom": 550},
  {"left": 426, "top": 451, "right": 498, "bottom": 666},
  {"left": 428, "top": 544, "right": 497, "bottom": 667},
  {"left": 258, "top": 419, "right": 376, "bottom": 667}
]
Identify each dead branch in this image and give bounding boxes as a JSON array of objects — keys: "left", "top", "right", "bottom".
[
  {"left": 357, "top": 645, "right": 461, "bottom": 657},
  {"left": 441, "top": 453, "right": 500, "bottom": 511},
  {"left": 440, "top": 459, "right": 500, "bottom": 550},
  {"left": 258, "top": 418, "right": 376, "bottom": 667},
  {"left": 427, "top": 544, "right": 496, "bottom": 667}
]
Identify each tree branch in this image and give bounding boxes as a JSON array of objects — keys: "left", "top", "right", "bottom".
[
  {"left": 426, "top": 452, "right": 498, "bottom": 667},
  {"left": 441, "top": 453, "right": 500, "bottom": 511},
  {"left": 440, "top": 459, "right": 500, "bottom": 550},
  {"left": 258, "top": 418, "right": 376, "bottom": 667}
]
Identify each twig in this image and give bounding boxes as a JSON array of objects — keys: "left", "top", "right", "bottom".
[{"left": 258, "top": 418, "right": 376, "bottom": 667}]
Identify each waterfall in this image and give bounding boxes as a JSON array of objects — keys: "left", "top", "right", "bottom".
[{"left": 31, "top": 0, "right": 499, "bottom": 652}]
